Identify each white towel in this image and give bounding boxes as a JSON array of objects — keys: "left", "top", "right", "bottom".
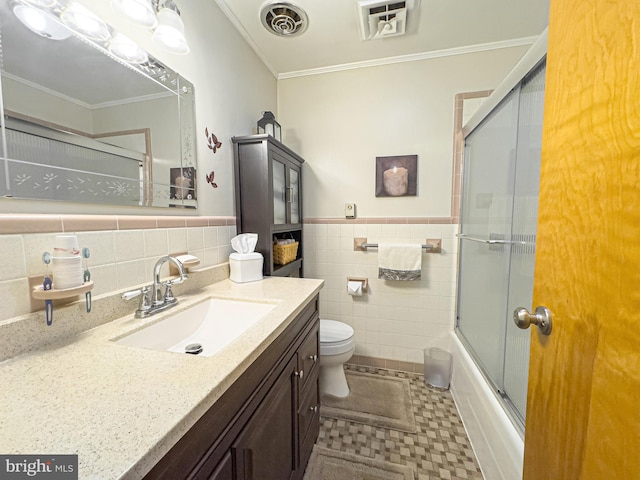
[{"left": 378, "top": 243, "right": 422, "bottom": 281}]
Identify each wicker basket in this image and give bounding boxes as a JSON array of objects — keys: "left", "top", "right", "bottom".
[{"left": 273, "top": 241, "right": 299, "bottom": 265}]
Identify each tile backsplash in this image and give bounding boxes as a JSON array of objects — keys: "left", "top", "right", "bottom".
[
  {"left": 1, "top": 213, "right": 460, "bottom": 368},
  {"left": 0, "top": 215, "right": 236, "bottom": 322},
  {"left": 303, "top": 219, "right": 459, "bottom": 365}
]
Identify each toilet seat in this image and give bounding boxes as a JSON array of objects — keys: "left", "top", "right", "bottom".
[{"left": 320, "top": 319, "right": 354, "bottom": 356}]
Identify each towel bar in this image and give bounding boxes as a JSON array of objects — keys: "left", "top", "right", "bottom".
[
  {"left": 362, "top": 243, "right": 432, "bottom": 250},
  {"left": 353, "top": 238, "right": 441, "bottom": 253}
]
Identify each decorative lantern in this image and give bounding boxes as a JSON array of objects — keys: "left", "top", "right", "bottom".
[{"left": 257, "top": 111, "right": 281, "bottom": 141}]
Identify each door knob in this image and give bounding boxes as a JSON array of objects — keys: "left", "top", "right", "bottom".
[{"left": 513, "top": 306, "right": 553, "bottom": 335}]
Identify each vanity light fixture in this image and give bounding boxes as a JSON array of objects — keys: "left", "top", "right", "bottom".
[
  {"left": 152, "top": 1, "right": 189, "bottom": 54},
  {"left": 111, "top": 0, "right": 190, "bottom": 55},
  {"left": 108, "top": 32, "right": 149, "bottom": 64},
  {"left": 111, "top": 0, "right": 157, "bottom": 29},
  {"left": 60, "top": 2, "right": 111, "bottom": 41},
  {"left": 12, "top": 2, "right": 72, "bottom": 40}
]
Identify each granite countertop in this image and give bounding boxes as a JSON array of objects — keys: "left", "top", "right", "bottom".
[{"left": 0, "top": 276, "right": 324, "bottom": 479}]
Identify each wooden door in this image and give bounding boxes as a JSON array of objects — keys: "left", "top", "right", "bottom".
[{"left": 523, "top": 0, "right": 640, "bottom": 478}]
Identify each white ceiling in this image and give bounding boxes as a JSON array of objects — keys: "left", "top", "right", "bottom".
[{"left": 214, "top": 0, "right": 550, "bottom": 78}]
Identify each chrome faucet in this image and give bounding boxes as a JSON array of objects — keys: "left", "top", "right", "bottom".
[{"left": 122, "top": 255, "right": 189, "bottom": 318}]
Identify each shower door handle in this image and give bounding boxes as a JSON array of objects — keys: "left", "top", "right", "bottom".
[{"left": 513, "top": 306, "right": 553, "bottom": 335}]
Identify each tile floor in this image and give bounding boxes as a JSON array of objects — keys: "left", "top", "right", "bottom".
[{"left": 317, "top": 364, "right": 484, "bottom": 480}]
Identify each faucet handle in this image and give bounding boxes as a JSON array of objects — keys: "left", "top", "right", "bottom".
[
  {"left": 122, "top": 288, "right": 143, "bottom": 301},
  {"left": 122, "top": 286, "right": 152, "bottom": 314},
  {"left": 122, "top": 285, "right": 151, "bottom": 300}
]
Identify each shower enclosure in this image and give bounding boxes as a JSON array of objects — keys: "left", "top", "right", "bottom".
[{"left": 456, "top": 58, "right": 546, "bottom": 429}]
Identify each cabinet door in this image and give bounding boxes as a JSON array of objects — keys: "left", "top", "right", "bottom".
[
  {"left": 272, "top": 158, "right": 287, "bottom": 225},
  {"left": 288, "top": 166, "right": 300, "bottom": 225},
  {"left": 232, "top": 356, "right": 296, "bottom": 480}
]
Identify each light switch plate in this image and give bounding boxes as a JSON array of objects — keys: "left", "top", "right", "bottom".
[{"left": 345, "top": 203, "right": 356, "bottom": 218}]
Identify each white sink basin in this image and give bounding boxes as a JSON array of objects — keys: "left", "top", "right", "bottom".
[{"left": 114, "top": 298, "right": 277, "bottom": 357}]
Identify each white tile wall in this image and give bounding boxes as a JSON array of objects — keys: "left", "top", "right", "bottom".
[
  {"left": 0, "top": 225, "right": 235, "bottom": 322},
  {"left": 304, "top": 222, "right": 459, "bottom": 364}
]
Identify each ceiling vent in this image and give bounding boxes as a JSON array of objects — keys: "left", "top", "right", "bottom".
[
  {"left": 260, "top": 2, "right": 309, "bottom": 37},
  {"left": 357, "top": 0, "right": 419, "bottom": 41}
]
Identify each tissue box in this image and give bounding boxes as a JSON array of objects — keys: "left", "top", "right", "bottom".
[{"left": 229, "top": 252, "right": 263, "bottom": 283}]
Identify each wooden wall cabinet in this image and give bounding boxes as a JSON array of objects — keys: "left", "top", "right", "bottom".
[
  {"left": 232, "top": 135, "right": 305, "bottom": 277},
  {"left": 144, "top": 296, "right": 320, "bottom": 480}
]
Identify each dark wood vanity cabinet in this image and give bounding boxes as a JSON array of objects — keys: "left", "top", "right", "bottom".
[
  {"left": 232, "top": 135, "right": 305, "bottom": 278},
  {"left": 231, "top": 355, "right": 297, "bottom": 480},
  {"left": 144, "top": 296, "right": 320, "bottom": 480}
]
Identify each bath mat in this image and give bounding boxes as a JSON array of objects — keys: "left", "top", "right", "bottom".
[
  {"left": 303, "top": 446, "right": 415, "bottom": 480},
  {"left": 321, "top": 370, "right": 417, "bottom": 433}
]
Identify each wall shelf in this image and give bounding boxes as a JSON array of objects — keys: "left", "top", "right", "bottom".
[{"left": 32, "top": 281, "right": 94, "bottom": 301}]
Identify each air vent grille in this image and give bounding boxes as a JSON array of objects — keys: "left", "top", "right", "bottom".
[
  {"left": 357, "top": 0, "right": 419, "bottom": 41},
  {"left": 261, "top": 2, "right": 309, "bottom": 37}
]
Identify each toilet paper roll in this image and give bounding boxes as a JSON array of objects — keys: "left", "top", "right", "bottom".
[{"left": 347, "top": 281, "right": 363, "bottom": 296}]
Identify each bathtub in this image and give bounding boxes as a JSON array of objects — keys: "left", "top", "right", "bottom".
[{"left": 449, "top": 332, "right": 524, "bottom": 480}]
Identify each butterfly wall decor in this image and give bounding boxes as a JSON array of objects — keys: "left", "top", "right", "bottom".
[
  {"left": 205, "top": 127, "right": 222, "bottom": 153},
  {"left": 206, "top": 171, "right": 218, "bottom": 188}
]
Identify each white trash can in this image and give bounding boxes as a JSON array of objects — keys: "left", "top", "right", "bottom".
[{"left": 423, "top": 347, "right": 452, "bottom": 390}]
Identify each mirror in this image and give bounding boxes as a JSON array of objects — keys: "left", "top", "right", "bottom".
[{"left": 0, "top": 0, "right": 197, "bottom": 208}]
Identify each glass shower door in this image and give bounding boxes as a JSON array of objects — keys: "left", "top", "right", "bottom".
[
  {"left": 457, "top": 61, "right": 546, "bottom": 427},
  {"left": 502, "top": 63, "right": 546, "bottom": 420},
  {"left": 457, "top": 85, "right": 521, "bottom": 385}
]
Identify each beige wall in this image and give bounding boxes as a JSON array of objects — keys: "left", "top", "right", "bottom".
[
  {"left": 279, "top": 46, "right": 530, "bottom": 363},
  {"left": 278, "top": 46, "right": 530, "bottom": 219}
]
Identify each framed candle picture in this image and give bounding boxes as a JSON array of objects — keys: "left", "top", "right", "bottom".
[
  {"left": 375, "top": 155, "right": 418, "bottom": 197},
  {"left": 170, "top": 166, "right": 197, "bottom": 201}
]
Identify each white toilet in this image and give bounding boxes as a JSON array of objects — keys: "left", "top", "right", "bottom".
[{"left": 319, "top": 319, "right": 355, "bottom": 398}]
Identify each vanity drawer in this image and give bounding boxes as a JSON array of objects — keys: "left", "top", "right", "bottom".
[
  {"left": 297, "top": 322, "right": 319, "bottom": 393},
  {"left": 299, "top": 377, "right": 320, "bottom": 475}
]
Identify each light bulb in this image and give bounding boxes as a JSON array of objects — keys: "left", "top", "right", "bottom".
[
  {"left": 13, "top": 4, "right": 72, "bottom": 40},
  {"left": 109, "top": 32, "right": 148, "bottom": 64},
  {"left": 61, "top": 2, "right": 111, "bottom": 41},
  {"left": 152, "top": 7, "right": 189, "bottom": 54},
  {"left": 110, "top": 0, "right": 157, "bottom": 28}
]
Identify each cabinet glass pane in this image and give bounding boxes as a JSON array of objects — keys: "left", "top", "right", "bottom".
[
  {"left": 290, "top": 168, "right": 300, "bottom": 224},
  {"left": 273, "top": 159, "right": 286, "bottom": 224}
]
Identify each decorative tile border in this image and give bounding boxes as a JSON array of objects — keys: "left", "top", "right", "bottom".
[
  {"left": 303, "top": 217, "right": 458, "bottom": 224},
  {"left": 0, "top": 214, "right": 236, "bottom": 234}
]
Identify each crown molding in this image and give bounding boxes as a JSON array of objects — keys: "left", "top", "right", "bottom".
[{"left": 278, "top": 36, "right": 539, "bottom": 80}]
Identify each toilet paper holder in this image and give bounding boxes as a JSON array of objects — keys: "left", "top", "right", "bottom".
[{"left": 347, "top": 277, "right": 368, "bottom": 293}]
